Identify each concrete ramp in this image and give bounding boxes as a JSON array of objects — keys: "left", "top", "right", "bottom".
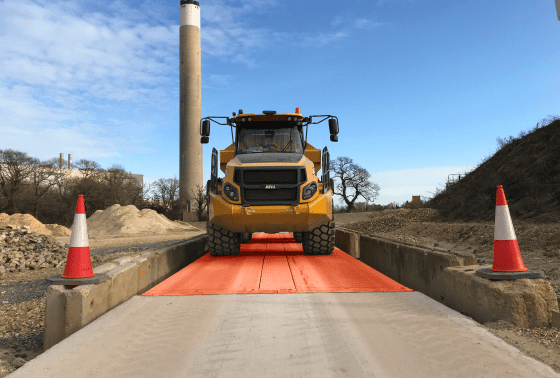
[{"left": 9, "top": 292, "right": 560, "bottom": 378}]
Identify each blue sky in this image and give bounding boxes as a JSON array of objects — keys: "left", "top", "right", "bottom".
[{"left": 1, "top": 0, "right": 558, "bottom": 207}]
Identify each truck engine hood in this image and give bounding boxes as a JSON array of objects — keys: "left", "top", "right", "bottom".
[{"left": 235, "top": 153, "right": 304, "bottom": 164}]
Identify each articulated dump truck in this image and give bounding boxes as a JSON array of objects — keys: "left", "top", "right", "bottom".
[{"left": 200, "top": 108, "right": 340, "bottom": 256}]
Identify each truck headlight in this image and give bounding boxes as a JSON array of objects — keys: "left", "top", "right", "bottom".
[
  {"left": 223, "top": 183, "right": 239, "bottom": 201},
  {"left": 302, "top": 181, "right": 317, "bottom": 200}
]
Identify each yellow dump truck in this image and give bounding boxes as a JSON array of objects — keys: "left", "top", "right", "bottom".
[{"left": 200, "top": 108, "right": 339, "bottom": 256}]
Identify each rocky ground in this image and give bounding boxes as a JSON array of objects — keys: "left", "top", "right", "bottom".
[
  {"left": 0, "top": 208, "right": 203, "bottom": 377},
  {"left": 0, "top": 209, "right": 559, "bottom": 375}
]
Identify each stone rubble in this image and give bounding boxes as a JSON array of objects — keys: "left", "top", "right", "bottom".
[{"left": 0, "top": 225, "right": 69, "bottom": 276}]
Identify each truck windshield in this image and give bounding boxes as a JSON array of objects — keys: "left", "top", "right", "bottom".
[{"left": 237, "top": 127, "right": 303, "bottom": 154}]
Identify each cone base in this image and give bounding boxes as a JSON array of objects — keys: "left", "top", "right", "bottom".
[
  {"left": 61, "top": 246, "right": 94, "bottom": 279},
  {"left": 475, "top": 267, "right": 544, "bottom": 281},
  {"left": 492, "top": 240, "right": 527, "bottom": 272},
  {"left": 47, "top": 274, "right": 110, "bottom": 286}
]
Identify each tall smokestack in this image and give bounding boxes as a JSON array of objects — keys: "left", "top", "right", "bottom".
[
  {"left": 68, "top": 154, "right": 72, "bottom": 170},
  {"left": 179, "top": 0, "right": 202, "bottom": 222},
  {"left": 59, "top": 153, "right": 64, "bottom": 169}
]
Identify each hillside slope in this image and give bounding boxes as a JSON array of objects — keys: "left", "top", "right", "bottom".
[{"left": 427, "top": 119, "right": 560, "bottom": 223}]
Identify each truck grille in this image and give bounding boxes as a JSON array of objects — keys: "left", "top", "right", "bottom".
[
  {"left": 234, "top": 167, "right": 306, "bottom": 205},
  {"left": 244, "top": 188, "right": 298, "bottom": 201}
]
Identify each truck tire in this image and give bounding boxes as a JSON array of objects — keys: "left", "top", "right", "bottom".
[
  {"left": 302, "top": 220, "right": 335, "bottom": 255},
  {"left": 293, "top": 232, "right": 303, "bottom": 243},
  {"left": 207, "top": 222, "right": 241, "bottom": 256},
  {"left": 241, "top": 232, "right": 252, "bottom": 244}
]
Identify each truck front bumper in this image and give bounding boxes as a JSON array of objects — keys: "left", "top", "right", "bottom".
[{"left": 209, "top": 192, "right": 333, "bottom": 233}]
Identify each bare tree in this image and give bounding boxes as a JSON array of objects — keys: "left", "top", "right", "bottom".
[
  {"left": 74, "top": 159, "right": 103, "bottom": 179},
  {"left": 27, "top": 160, "right": 66, "bottom": 218},
  {"left": 329, "top": 156, "right": 380, "bottom": 213},
  {"left": 0, "top": 149, "right": 39, "bottom": 213},
  {"left": 101, "top": 166, "right": 143, "bottom": 206},
  {"left": 130, "top": 182, "right": 153, "bottom": 208},
  {"left": 42, "top": 156, "right": 67, "bottom": 170},
  {"left": 150, "top": 178, "right": 180, "bottom": 217},
  {"left": 189, "top": 184, "right": 208, "bottom": 221}
]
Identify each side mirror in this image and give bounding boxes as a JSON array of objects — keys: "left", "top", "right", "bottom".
[
  {"left": 328, "top": 118, "right": 339, "bottom": 135},
  {"left": 201, "top": 136, "right": 209, "bottom": 144},
  {"left": 201, "top": 120, "right": 210, "bottom": 136},
  {"left": 330, "top": 135, "right": 338, "bottom": 142}
]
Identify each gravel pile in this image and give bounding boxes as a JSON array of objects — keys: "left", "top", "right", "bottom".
[{"left": 0, "top": 226, "right": 69, "bottom": 276}]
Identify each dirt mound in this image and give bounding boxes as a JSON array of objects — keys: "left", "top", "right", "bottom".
[
  {"left": 86, "top": 204, "right": 199, "bottom": 237},
  {"left": 427, "top": 118, "right": 560, "bottom": 223},
  {"left": 0, "top": 214, "right": 52, "bottom": 236},
  {"left": 43, "top": 224, "right": 72, "bottom": 237}
]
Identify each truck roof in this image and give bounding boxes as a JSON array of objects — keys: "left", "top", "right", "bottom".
[{"left": 234, "top": 113, "right": 304, "bottom": 122}]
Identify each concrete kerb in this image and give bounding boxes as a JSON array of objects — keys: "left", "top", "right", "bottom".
[
  {"left": 334, "top": 226, "right": 559, "bottom": 328},
  {"left": 43, "top": 234, "right": 208, "bottom": 351}
]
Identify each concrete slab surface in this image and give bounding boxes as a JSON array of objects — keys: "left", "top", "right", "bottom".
[{"left": 9, "top": 292, "right": 560, "bottom": 378}]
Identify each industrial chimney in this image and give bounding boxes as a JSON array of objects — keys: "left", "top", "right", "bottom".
[
  {"left": 68, "top": 154, "right": 72, "bottom": 170},
  {"left": 59, "top": 153, "right": 64, "bottom": 169},
  {"left": 179, "top": 0, "right": 202, "bottom": 222}
]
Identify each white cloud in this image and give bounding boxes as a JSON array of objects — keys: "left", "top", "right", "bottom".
[
  {"left": 300, "top": 31, "right": 350, "bottom": 48},
  {"left": 330, "top": 16, "right": 343, "bottom": 27},
  {"left": 204, "top": 74, "right": 232, "bottom": 89},
  {"left": 199, "top": 2, "right": 274, "bottom": 67},
  {"left": 0, "top": 0, "right": 374, "bottom": 167},
  {"left": 355, "top": 18, "right": 381, "bottom": 30}
]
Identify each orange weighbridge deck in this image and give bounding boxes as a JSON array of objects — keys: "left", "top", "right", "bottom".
[{"left": 142, "top": 234, "right": 412, "bottom": 296}]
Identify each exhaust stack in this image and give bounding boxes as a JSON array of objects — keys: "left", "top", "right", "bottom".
[{"left": 59, "top": 153, "right": 64, "bottom": 169}]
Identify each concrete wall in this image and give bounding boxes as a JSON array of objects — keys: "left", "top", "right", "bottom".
[
  {"left": 335, "top": 227, "right": 559, "bottom": 328},
  {"left": 43, "top": 235, "right": 207, "bottom": 351}
]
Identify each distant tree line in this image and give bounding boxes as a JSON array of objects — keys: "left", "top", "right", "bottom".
[{"left": 0, "top": 149, "right": 205, "bottom": 228}]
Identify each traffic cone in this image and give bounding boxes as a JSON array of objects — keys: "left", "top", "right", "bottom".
[
  {"left": 61, "top": 194, "right": 94, "bottom": 279},
  {"left": 492, "top": 185, "right": 527, "bottom": 272},
  {"left": 476, "top": 186, "right": 544, "bottom": 280}
]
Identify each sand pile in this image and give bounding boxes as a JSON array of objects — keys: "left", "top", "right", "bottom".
[
  {"left": 86, "top": 204, "right": 199, "bottom": 237},
  {"left": 0, "top": 213, "right": 71, "bottom": 236}
]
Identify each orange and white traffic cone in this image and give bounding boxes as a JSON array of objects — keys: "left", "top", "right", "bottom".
[
  {"left": 476, "top": 186, "right": 544, "bottom": 280},
  {"left": 47, "top": 195, "right": 107, "bottom": 287},
  {"left": 61, "top": 194, "right": 94, "bottom": 279}
]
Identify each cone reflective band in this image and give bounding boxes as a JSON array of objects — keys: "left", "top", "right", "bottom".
[
  {"left": 492, "top": 186, "right": 527, "bottom": 272},
  {"left": 62, "top": 195, "right": 94, "bottom": 279}
]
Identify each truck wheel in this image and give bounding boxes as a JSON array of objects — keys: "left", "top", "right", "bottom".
[
  {"left": 302, "top": 220, "right": 335, "bottom": 255},
  {"left": 241, "top": 232, "right": 252, "bottom": 244},
  {"left": 293, "top": 232, "right": 303, "bottom": 243},
  {"left": 207, "top": 222, "right": 241, "bottom": 256}
]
